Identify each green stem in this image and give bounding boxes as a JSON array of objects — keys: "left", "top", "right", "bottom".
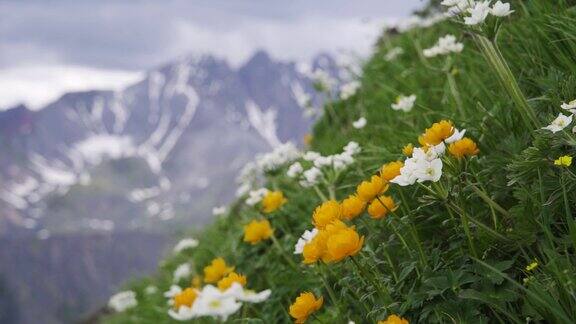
[
  {"left": 270, "top": 233, "right": 298, "bottom": 271},
  {"left": 446, "top": 70, "right": 465, "bottom": 119},
  {"left": 473, "top": 34, "right": 538, "bottom": 130}
]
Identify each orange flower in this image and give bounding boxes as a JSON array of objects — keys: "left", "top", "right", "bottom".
[
  {"left": 402, "top": 143, "right": 414, "bottom": 157},
  {"left": 419, "top": 120, "right": 454, "bottom": 146},
  {"left": 448, "top": 137, "right": 479, "bottom": 158},
  {"left": 302, "top": 231, "right": 328, "bottom": 264},
  {"left": 262, "top": 191, "right": 287, "bottom": 213},
  {"left": 173, "top": 288, "right": 198, "bottom": 310},
  {"left": 381, "top": 161, "right": 404, "bottom": 181},
  {"left": 324, "top": 221, "right": 364, "bottom": 262},
  {"left": 357, "top": 175, "right": 388, "bottom": 202},
  {"left": 312, "top": 200, "right": 342, "bottom": 229},
  {"left": 378, "top": 314, "right": 409, "bottom": 324},
  {"left": 243, "top": 219, "right": 274, "bottom": 244},
  {"left": 217, "top": 272, "right": 247, "bottom": 291},
  {"left": 341, "top": 195, "right": 366, "bottom": 220},
  {"left": 367, "top": 196, "right": 398, "bottom": 219},
  {"left": 289, "top": 292, "right": 324, "bottom": 323},
  {"left": 203, "top": 257, "right": 234, "bottom": 283}
]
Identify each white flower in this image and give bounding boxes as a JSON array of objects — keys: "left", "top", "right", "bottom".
[
  {"left": 235, "top": 183, "right": 251, "bottom": 198},
  {"left": 561, "top": 99, "right": 576, "bottom": 112},
  {"left": 169, "top": 304, "right": 197, "bottom": 321},
  {"left": 314, "top": 155, "right": 334, "bottom": 168},
  {"left": 164, "top": 285, "right": 183, "bottom": 299},
  {"left": 173, "top": 263, "right": 192, "bottom": 283},
  {"left": 246, "top": 188, "right": 269, "bottom": 206},
  {"left": 391, "top": 94, "right": 417, "bottom": 112},
  {"left": 144, "top": 286, "right": 158, "bottom": 295},
  {"left": 384, "top": 47, "right": 404, "bottom": 61},
  {"left": 303, "top": 151, "right": 321, "bottom": 161},
  {"left": 312, "top": 69, "right": 336, "bottom": 90},
  {"left": 340, "top": 81, "right": 360, "bottom": 100},
  {"left": 223, "top": 283, "right": 271, "bottom": 303},
  {"left": 255, "top": 142, "right": 301, "bottom": 172},
  {"left": 300, "top": 167, "right": 322, "bottom": 188},
  {"left": 445, "top": 128, "right": 466, "bottom": 144},
  {"left": 343, "top": 141, "right": 362, "bottom": 155},
  {"left": 441, "top": 0, "right": 465, "bottom": 5},
  {"left": 464, "top": 1, "right": 491, "bottom": 25},
  {"left": 542, "top": 113, "right": 573, "bottom": 133},
  {"left": 490, "top": 1, "right": 514, "bottom": 17},
  {"left": 423, "top": 34, "right": 464, "bottom": 57},
  {"left": 173, "top": 238, "right": 199, "bottom": 254},
  {"left": 287, "top": 162, "right": 304, "bottom": 178},
  {"left": 192, "top": 285, "right": 242, "bottom": 321},
  {"left": 352, "top": 117, "right": 367, "bottom": 129},
  {"left": 212, "top": 206, "right": 227, "bottom": 216},
  {"left": 294, "top": 228, "right": 319, "bottom": 254},
  {"left": 333, "top": 152, "right": 355, "bottom": 171},
  {"left": 108, "top": 290, "right": 137, "bottom": 312},
  {"left": 414, "top": 159, "right": 443, "bottom": 183}
]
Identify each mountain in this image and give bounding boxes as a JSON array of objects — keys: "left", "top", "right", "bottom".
[
  {"left": 0, "top": 50, "right": 343, "bottom": 238},
  {"left": 0, "top": 50, "right": 345, "bottom": 323}
]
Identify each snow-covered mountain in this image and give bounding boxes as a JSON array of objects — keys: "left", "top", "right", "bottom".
[{"left": 0, "top": 50, "right": 343, "bottom": 238}]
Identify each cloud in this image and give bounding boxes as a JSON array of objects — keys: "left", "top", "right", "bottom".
[{"left": 0, "top": 64, "right": 142, "bottom": 109}]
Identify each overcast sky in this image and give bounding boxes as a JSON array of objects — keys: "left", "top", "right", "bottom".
[{"left": 0, "top": 0, "right": 423, "bottom": 109}]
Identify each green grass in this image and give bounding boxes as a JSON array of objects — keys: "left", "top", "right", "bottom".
[{"left": 104, "top": 1, "right": 576, "bottom": 323}]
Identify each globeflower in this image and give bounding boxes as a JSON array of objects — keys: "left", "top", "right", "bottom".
[
  {"left": 341, "top": 195, "right": 366, "bottom": 220},
  {"left": 243, "top": 219, "right": 274, "bottom": 244},
  {"left": 294, "top": 228, "right": 319, "bottom": 254},
  {"left": 173, "top": 287, "right": 198, "bottom": 310},
  {"left": 203, "top": 257, "right": 235, "bottom": 283},
  {"left": 367, "top": 196, "right": 398, "bottom": 219},
  {"left": 381, "top": 161, "right": 404, "bottom": 181},
  {"left": 419, "top": 120, "right": 454, "bottom": 146},
  {"left": 217, "top": 272, "right": 247, "bottom": 291},
  {"left": 324, "top": 221, "right": 364, "bottom": 262},
  {"left": 448, "top": 138, "right": 480, "bottom": 158},
  {"left": 554, "top": 155, "right": 572, "bottom": 167},
  {"left": 262, "top": 191, "right": 287, "bottom": 213},
  {"left": 402, "top": 143, "right": 414, "bottom": 157},
  {"left": 302, "top": 231, "right": 328, "bottom": 264},
  {"left": 312, "top": 200, "right": 342, "bottom": 229},
  {"left": 289, "top": 292, "right": 324, "bottom": 323},
  {"left": 356, "top": 175, "right": 388, "bottom": 202},
  {"left": 378, "top": 314, "right": 410, "bottom": 324}
]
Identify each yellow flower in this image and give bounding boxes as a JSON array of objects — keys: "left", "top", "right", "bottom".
[
  {"left": 243, "top": 219, "right": 274, "bottom": 244},
  {"left": 554, "top": 155, "right": 572, "bottom": 167},
  {"left": 367, "top": 196, "right": 398, "bottom": 219},
  {"left": 378, "top": 314, "right": 409, "bottom": 324},
  {"left": 402, "top": 143, "right": 414, "bottom": 157},
  {"left": 312, "top": 200, "right": 342, "bottom": 229},
  {"left": 341, "top": 195, "right": 366, "bottom": 221},
  {"left": 302, "top": 231, "right": 328, "bottom": 264},
  {"left": 289, "top": 292, "right": 324, "bottom": 324},
  {"left": 381, "top": 161, "right": 404, "bottom": 182},
  {"left": 419, "top": 120, "right": 454, "bottom": 146},
  {"left": 191, "top": 275, "right": 202, "bottom": 288},
  {"left": 262, "top": 190, "right": 287, "bottom": 213},
  {"left": 203, "top": 257, "right": 234, "bottom": 283},
  {"left": 357, "top": 175, "right": 389, "bottom": 202},
  {"left": 173, "top": 288, "right": 198, "bottom": 310},
  {"left": 324, "top": 221, "right": 364, "bottom": 263},
  {"left": 217, "top": 272, "right": 247, "bottom": 291},
  {"left": 448, "top": 137, "right": 479, "bottom": 158},
  {"left": 526, "top": 261, "right": 538, "bottom": 271},
  {"left": 304, "top": 133, "right": 313, "bottom": 146}
]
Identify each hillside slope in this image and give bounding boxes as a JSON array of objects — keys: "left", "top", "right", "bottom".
[{"left": 103, "top": 1, "right": 576, "bottom": 323}]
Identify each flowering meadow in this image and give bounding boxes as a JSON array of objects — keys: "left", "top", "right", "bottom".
[{"left": 104, "top": 1, "right": 576, "bottom": 323}]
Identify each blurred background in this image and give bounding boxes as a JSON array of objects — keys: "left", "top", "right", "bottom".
[{"left": 0, "top": 0, "right": 423, "bottom": 322}]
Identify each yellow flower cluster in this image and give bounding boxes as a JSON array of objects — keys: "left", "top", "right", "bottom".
[
  {"left": 303, "top": 221, "right": 364, "bottom": 264},
  {"left": 203, "top": 257, "right": 235, "bottom": 283},
  {"left": 243, "top": 219, "right": 274, "bottom": 244},
  {"left": 262, "top": 190, "right": 287, "bottom": 213},
  {"left": 289, "top": 292, "right": 323, "bottom": 323},
  {"left": 554, "top": 155, "right": 572, "bottom": 167}
]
